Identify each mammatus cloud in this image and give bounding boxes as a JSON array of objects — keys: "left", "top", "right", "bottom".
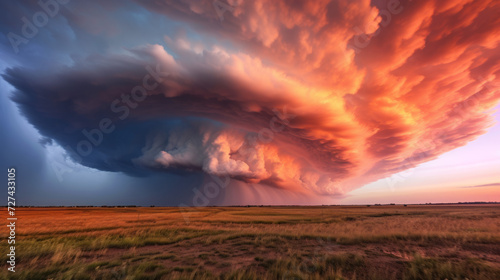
[{"left": 2, "top": 0, "right": 500, "bottom": 202}]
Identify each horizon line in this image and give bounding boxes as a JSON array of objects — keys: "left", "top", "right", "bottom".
[{"left": 5, "top": 202, "right": 500, "bottom": 208}]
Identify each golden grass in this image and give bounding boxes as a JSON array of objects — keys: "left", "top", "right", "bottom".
[{"left": 1, "top": 205, "right": 499, "bottom": 279}]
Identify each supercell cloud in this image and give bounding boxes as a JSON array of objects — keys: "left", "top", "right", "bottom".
[{"left": 1, "top": 0, "right": 499, "bottom": 202}]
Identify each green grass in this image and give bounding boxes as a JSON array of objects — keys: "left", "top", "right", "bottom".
[
  {"left": 10, "top": 254, "right": 495, "bottom": 280},
  {"left": 2, "top": 206, "right": 499, "bottom": 279},
  {"left": 403, "top": 255, "right": 500, "bottom": 280}
]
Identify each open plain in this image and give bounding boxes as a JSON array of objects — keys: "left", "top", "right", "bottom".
[{"left": 1, "top": 205, "right": 500, "bottom": 279}]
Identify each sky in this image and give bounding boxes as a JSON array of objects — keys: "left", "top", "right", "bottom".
[{"left": 0, "top": 0, "right": 499, "bottom": 206}]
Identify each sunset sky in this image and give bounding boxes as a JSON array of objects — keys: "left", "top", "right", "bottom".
[{"left": 0, "top": 0, "right": 499, "bottom": 206}]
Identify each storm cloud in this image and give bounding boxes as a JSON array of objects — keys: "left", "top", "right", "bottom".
[{"left": 1, "top": 0, "right": 499, "bottom": 202}]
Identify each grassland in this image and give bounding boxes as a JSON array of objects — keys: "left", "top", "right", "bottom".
[{"left": 1, "top": 205, "right": 500, "bottom": 279}]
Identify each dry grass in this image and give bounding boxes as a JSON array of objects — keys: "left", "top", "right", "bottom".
[{"left": 1, "top": 205, "right": 500, "bottom": 279}]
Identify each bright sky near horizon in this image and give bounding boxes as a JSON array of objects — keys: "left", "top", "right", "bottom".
[{"left": 340, "top": 105, "right": 500, "bottom": 204}]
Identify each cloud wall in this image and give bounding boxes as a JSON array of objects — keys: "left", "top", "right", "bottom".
[{"left": 2, "top": 0, "right": 499, "bottom": 202}]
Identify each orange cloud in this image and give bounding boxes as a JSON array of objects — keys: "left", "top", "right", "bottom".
[{"left": 5, "top": 0, "right": 500, "bottom": 200}]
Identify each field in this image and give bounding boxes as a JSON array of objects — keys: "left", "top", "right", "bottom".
[{"left": 1, "top": 205, "right": 500, "bottom": 279}]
